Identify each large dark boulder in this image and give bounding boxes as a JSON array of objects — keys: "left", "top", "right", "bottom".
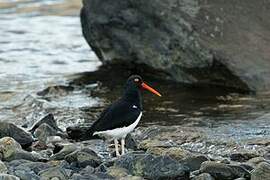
[{"left": 81, "top": 0, "right": 270, "bottom": 91}]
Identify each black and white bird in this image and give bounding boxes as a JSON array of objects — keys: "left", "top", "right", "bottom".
[{"left": 88, "top": 75, "right": 161, "bottom": 156}]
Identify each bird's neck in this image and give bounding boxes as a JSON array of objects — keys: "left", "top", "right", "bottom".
[{"left": 122, "top": 87, "right": 142, "bottom": 110}]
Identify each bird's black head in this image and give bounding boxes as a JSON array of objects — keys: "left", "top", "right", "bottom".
[
  {"left": 126, "top": 75, "right": 143, "bottom": 88},
  {"left": 123, "top": 74, "right": 161, "bottom": 109},
  {"left": 125, "top": 74, "right": 161, "bottom": 97}
]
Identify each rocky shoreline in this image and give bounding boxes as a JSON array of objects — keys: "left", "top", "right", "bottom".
[{"left": 0, "top": 113, "right": 269, "bottom": 180}]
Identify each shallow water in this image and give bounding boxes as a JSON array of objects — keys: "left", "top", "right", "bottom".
[
  {"left": 0, "top": 0, "right": 101, "bottom": 127},
  {"left": 0, "top": 0, "right": 270, "bottom": 152}
]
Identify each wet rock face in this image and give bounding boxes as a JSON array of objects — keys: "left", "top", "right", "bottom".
[{"left": 81, "top": 0, "right": 270, "bottom": 91}]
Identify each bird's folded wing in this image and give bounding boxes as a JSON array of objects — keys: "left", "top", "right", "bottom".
[{"left": 90, "top": 100, "right": 141, "bottom": 133}]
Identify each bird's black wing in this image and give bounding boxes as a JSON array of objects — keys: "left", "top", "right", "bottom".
[{"left": 89, "top": 100, "right": 141, "bottom": 134}]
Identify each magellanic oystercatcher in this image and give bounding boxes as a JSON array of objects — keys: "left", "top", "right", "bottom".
[{"left": 88, "top": 75, "right": 161, "bottom": 156}]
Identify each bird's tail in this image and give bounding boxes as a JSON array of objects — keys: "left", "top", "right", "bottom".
[{"left": 66, "top": 125, "right": 99, "bottom": 141}]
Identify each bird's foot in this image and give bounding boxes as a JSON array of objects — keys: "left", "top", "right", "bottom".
[
  {"left": 121, "top": 148, "right": 126, "bottom": 155},
  {"left": 116, "top": 151, "right": 121, "bottom": 157}
]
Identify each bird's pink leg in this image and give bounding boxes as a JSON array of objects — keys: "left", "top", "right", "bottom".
[
  {"left": 121, "top": 138, "right": 125, "bottom": 155},
  {"left": 114, "top": 139, "right": 120, "bottom": 157}
]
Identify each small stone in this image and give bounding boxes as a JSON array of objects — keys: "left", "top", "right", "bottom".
[
  {"left": 107, "top": 166, "right": 129, "bottom": 178},
  {"left": 251, "top": 162, "right": 270, "bottom": 180},
  {"left": 46, "top": 136, "right": 63, "bottom": 145},
  {"left": 29, "top": 113, "right": 62, "bottom": 134},
  {"left": 147, "top": 147, "right": 192, "bottom": 160},
  {"left": 95, "top": 163, "right": 108, "bottom": 173},
  {"left": 50, "top": 143, "right": 77, "bottom": 160},
  {"left": 0, "top": 160, "right": 8, "bottom": 173},
  {"left": 0, "top": 174, "right": 20, "bottom": 180},
  {"left": 70, "top": 173, "right": 88, "bottom": 180},
  {"left": 125, "top": 134, "right": 138, "bottom": 150},
  {"left": 65, "top": 148, "right": 102, "bottom": 168},
  {"left": 115, "top": 152, "right": 189, "bottom": 179},
  {"left": 192, "top": 173, "right": 214, "bottom": 180},
  {"left": 6, "top": 150, "right": 42, "bottom": 162},
  {"left": 6, "top": 160, "right": 46, "bottom": 180},
  {"left": 199, "top": 161, "right": 250, "bottom": 179},
  {"left": 230, "top": 151, "right": 259, "bottom": 162},
  {"left": 77, "top": 148, "right": 102, "bottom": 168},
  {"left": 247, "top": 157, "right": 270, "bottom": 167},
  {"left": 138, "top": 139, "right": 175, "bottom": 150},
  {"left": 39, "top": 167, "right": 69, "bottom": 180},
  {"left": 119, "top": 175, "right": 144, "bottom": 180},
  {"left": 51, "top": 177, "right": 60, "bottom": 180},
  {"left": 0, "top": 137, "right": 21, "bottom": 160},
  {"left": 12, "top": 166, "right": 40, "bottom": 180},
  {"left": 79, "top": 165, "right": 95, "bottom": 175},
  {"left": 263, "top": 152, "right": 270, "bottom": 160},
  {"left": 34, "top": 123, "right": 58, "bottom": 143},
  {"left": 19, "top": 162, "right": 51, "bottom": 174},
  {"left": 72, "top": 170, "right": 113, "bottom": 180},
  {"left": 180, "top": 155, "right": 209, "bottom": 171}
]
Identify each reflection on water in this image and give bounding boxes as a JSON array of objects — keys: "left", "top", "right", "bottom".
[{"left": 0, "top": 0, "right": 270, "bottom": 147}]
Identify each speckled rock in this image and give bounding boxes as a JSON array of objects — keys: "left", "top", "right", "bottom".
[
  {"left": 199, "top": 161, "right": 250, "bottom": 179},
  {"left": 251, "top": 162, "right": 270, "bottom": 180},
  {"left": 71, "top": 173, "right": 113, "bottom": 180},
  {"left": 10, "top": 165, "right": 40, "bottom": 180},
  {"left": 0, "top": 137, "right": 21, "bottom": 160},
  {"left": 230, "top": 151, "right": 260, "bottom": 162},
  {"left": 0, "top": 174, "right": 20, "bottom": 180},
  {"left": 107, "top": 166, "right": 129, "bottom": 179},
  {"left": 119, "top": 175, "right": 145, "bottom": 180},
  {"left": 115, "top": 152, "right": 190, "bottom": 179},
  {"left": 146, "top": 147, "right": 192, "bottom": 161},
  {"left": 7, "top": 160, "right": 50, "bottom": 180},
  {"left": 0, "top": 160, "right": 7, "bottom": 173},
  {"left": 77, "top": 149, "right": 102, "bottom": 168},
  {"left": 72, "top": 165, "right": 114, "bottom": 180},
  {"left": 180, "top": 155, "right": 209, "bottom": 171},
  {"left": 34, "top": 123, "right": 58, "bottom": 143},
  {"left": 65, "top": 148, "right": 102, "bottom": 168},
  {"left": 192, "top": 173, "right": 214, "bottom": 180},
  {"left": 247, "top": 157, "right": 270, "bottom": 168},
  {"left": 5, "top": 150, "right": 41, "bottom": 162},
  {"left": 39, "top": 167, "right": 69, "bottom": 180},
  {"left": 50, "top": 143, "right": 77, "bottom": 160}
]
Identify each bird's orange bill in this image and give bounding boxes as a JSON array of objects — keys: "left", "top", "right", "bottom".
[{"left": 141, "top": 82, "right": 162, "bottom": 97}]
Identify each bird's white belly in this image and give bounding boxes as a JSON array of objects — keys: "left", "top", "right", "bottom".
[{"left": 93, "top": 112, "right": 142, "bottom": 139}]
